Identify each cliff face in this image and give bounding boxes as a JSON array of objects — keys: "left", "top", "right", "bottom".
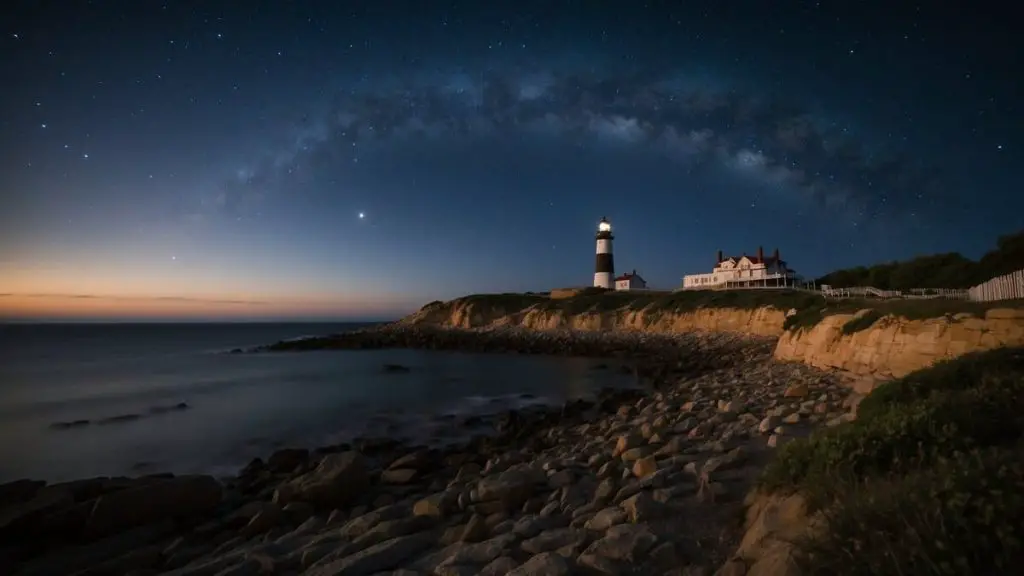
[
  {"left": 401, "top": 298, "right": 790, "bottom": 337},
  {"left": 402, "top": 295, "right": 1024, "bottom": 383},
  {"left": 774, "top": 308, "right": 1024, "bottom": 379}
]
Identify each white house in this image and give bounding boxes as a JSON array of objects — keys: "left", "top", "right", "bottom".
[
  {"left": 615, "top": 270, "right": 647, "bottom": 291},
  {"left": 682, "top": 247, "right": 799, "bottom": 289}
]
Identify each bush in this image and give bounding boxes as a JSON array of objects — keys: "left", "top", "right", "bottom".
[
  {"left": 758, "top": 347, "right": 1024, "bottom": 575},
  {"left": 856, "top": 347, "right": 1024, "bottom": 421},
  {"left": 760, "top": 384, "right": 1024, "bottom": 503},
  {"left": 796, "top": 447, "right": 1024, "bottom": 575},
  {"left": 839, "top": 309, "right": 883, "bottom": 334}
]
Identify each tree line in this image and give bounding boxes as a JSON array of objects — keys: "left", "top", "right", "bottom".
[{"left": 816, "top": 230, "right": 1024, "bottom": 290}]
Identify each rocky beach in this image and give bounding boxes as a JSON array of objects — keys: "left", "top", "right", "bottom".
[{"left": 0, "top": 325, "right": 860, "bottom": 576}]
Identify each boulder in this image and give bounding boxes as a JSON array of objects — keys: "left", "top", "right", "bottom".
[
  {"left": 387, "top": 450, "right": 435, "bottom": 471},
  {"left": 296, "top": 531, "right": 435, "bottom": 575},
  {"left": 474, "top": 466, "right": 545, "bottom": 510},
  {"left": 266, "top": 448, "right": 309, "bottom": 473},
  {"left": 506, "top": 551, "right": 571, "bottom": 576},
  {"left": 0, "top": 479, "right": 45, "bottom": 508},
  {"left": 85, "top": 475, "right": 222, "bottom": 539},
  {"left": 287, "top": 452, "right": 368, "bottom": 509},
  {"left": 381, "top": 469, "right": 418, "bottom": 485}
]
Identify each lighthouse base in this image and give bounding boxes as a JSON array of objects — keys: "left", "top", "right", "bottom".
[{"left": 593, "top": 272, "right": 613, "bottom": 289}]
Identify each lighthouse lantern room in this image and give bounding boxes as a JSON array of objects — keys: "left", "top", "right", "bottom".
[{"left": 593, "top": 217, "right": 615, "bottom": 289}]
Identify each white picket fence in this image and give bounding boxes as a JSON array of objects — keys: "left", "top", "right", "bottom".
[
  {"left": 819, "top": 269, "right": 1024, "bottom": 303},
  {"left": 968, "top": 269, "right": 1024, "bottom": 302},
  {"left": 820, "top": 285, "right": 969, "bottom": 300}
]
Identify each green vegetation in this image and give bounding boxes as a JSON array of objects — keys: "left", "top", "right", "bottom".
[
  {"left": 838, "top": 309, "right": 884, "bottom": 335},
  {"left": 760, "top": 348, "right": 1024, "bottom": 574},
  {"left": 817, "top": 229, "right": 1024, "bottom": 289},
  {"left": 782, "top": 297, "right": 1013, "bottom": 334},
  {"left": 413, "top": 288, "right": 1022, "bottom": 333},
  {"left": 418, "top": 288, "right": 828, "bottom": 321}
]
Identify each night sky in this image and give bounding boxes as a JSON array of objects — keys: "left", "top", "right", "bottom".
[{"left": 1, "top": 1, "right": 1020, "bottom": 321}]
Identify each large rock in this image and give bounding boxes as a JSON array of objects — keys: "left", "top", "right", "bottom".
[
  {"left": 583, "top": 523, "right": 658, "bottom": 562},
  {"left": 474, "top": 465, "right": 545, "bottom": 510},
  {"left": 0, "top": 479, "right": 45, "bottom": 507},
  {"left": 0, "top": 484, "right": 75, "bottom": 537},
  {"left": 287, "top": 451, "right": 369, "bottom": 509},
  {"left": 267, "top": 448, "right": 309, "bottom": 473},
  {"left": 306, "top": 532, "right": 435, "bottom": 575},
  {"left": 506, "top": 551, "right": 572, "bottom": 576},
  {"left": 85, "top": 475, "right": 222, "bottom": 539}
]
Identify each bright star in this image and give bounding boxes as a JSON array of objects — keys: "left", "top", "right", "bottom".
[{"left": 358, "top": 212, "right": 365, "bottom": 219}]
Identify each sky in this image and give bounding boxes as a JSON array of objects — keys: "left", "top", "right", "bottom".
[{"left": 0, "top": 1, "right": 1020, "bottom": 321}]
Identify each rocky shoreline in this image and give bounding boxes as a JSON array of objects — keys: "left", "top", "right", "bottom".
[
  {"left": 2, "top": 329, "right": 859, "bottom": 576},
  {"left": 249, "top": 325, "right": 778, "bottom": 390}
]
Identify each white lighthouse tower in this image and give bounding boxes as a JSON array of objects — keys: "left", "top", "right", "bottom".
[{"left": 593, "top": 217, "right": 614, "bottom": 289}]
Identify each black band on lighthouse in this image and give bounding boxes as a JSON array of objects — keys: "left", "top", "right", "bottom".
[{"left": 595, "top": 253, "right": 614, "bottom": 274}]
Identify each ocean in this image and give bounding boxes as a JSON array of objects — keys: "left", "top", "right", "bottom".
[{"left": 0, "top": 323, "right": 635, "bottom": 483}]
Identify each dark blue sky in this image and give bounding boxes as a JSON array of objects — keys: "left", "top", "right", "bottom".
[{"left": 1, "top": 1, "right": 1020, "bottom": 320}]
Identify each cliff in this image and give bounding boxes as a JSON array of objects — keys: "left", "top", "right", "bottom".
[
  {"left": 774, "top": 307, "right": 1024, "bottom": 381},
  {"left": 400, "top": 290, "right": 806, "bottom": 337},
  {"left": 402, "top": 291, "right": 1024, "bottom": 383}
]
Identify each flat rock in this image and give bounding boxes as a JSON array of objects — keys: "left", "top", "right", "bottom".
[
  {"left": 287, "top": 451, "right": 369, "bottom": 509},
  {"left": 85, "top": 475, "right": 222, "bottom": 539},
  {"left": 584, "top": 507, "right": 627, "bottom": 531},
  {"left": 506, "top": 551, "right": 572, "bottom": 576},
  {"left": 520, "top": 527, "right": 588, "bottom": 554},
  {"left": 584, "top": 523, "right": 658, "bottom": 562},
  {"left": 306, "top": 532, "right": 435, "bottom": 576}
]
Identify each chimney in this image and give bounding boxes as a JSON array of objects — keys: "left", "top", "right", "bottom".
[
  {"left": 717, "top": 250, "right": 723, "bottom": 263},
  {"left": 774, "top": 247, "right": 780, "bottom": 261},
  {"left": 758, "top": 246, "right": 764, "bottom": 262}
]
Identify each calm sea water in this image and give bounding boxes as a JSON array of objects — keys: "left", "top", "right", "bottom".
[{"left": 0, "top": 323, "right": 634, "bottom": 483}]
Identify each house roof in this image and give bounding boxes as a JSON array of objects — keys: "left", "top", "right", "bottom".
[
  {"left": 720, "top": 255, "right": 787, "bottom": 267},
  {"left": 615, "top": 271, "right": 646, "bottom": 282}
]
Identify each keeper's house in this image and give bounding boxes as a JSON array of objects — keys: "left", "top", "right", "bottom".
[
  {"left": 615, "top": 270, "right": 647, "bottom": 291},
  {"left": 681, "top": 247, "right": 800, "bottom": 289}
]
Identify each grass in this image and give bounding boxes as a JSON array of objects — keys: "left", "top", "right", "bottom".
[
  {"left": 839, "top": 309, "right": 884, "bottom": 335},
  {"left": 758, "top": 347, "right": 1024, "bottom": 574},
  {"left": 782, "top": 297, "right": 1017, "bottom": 333},
  {"left": 413, "top": 288, "right": 826, "bottom": 322}
]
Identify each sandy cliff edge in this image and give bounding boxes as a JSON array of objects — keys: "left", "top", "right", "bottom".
[{"left": 401, "top": 294, "right": 1024, "bottom": 382}]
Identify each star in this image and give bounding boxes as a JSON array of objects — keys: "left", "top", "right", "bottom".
[{"left": 358, "top": 212, "right": 365, "bottom": 219}]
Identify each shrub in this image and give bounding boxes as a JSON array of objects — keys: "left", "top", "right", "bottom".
[
  {"left": 796, "top": 447, "right": 1024, "bottom": 575},
  {"left": 839, "top": 309, "right": 884, "bottom": 334},
  {"left": 856, "top": 347, "right": 1024, "bottom": 421},
  {"left": 760, "top": 347, "right": 1024, "bottom": 575},
  {"left": 760, "top": 352, "right": 1024, "bottom": 502}
]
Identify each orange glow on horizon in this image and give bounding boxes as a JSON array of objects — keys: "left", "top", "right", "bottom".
[{"left": 0, "top": 293, "right": 420, "bottom": 320}]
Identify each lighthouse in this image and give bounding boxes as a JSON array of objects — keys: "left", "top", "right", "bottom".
[{"left": 593, "top": 217, "right": 615, "bottom": 289}]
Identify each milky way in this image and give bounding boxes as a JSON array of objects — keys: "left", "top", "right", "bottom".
[
  {"left": 216, "top": 67, "right": 938, "bottom": 226},
  {"left": 2, "top": 1, "right": 1019, "bottom": 319}
]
